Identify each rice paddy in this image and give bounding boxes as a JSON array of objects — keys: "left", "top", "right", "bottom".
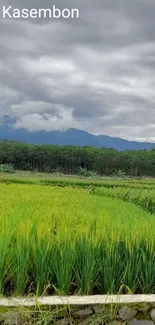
[{"left": 0, "top": 179, "right": 155, "bottom": 297}]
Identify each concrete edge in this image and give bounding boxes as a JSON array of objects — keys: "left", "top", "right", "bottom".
[{"left": 0, "top": 295, "right": 155, "bottom": 306}]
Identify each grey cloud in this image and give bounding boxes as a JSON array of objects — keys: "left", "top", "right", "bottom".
[{"left": 0, "top": 0, "right": 155, "bottom": 140}]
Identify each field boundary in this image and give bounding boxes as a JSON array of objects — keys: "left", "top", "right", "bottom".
[{"left": 0, "top": 295, "right": 155, "bottom": 306}]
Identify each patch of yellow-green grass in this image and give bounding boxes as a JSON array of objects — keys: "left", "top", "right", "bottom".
[{"left": 0, "top": 183, "right": 154, "bottom": 296}]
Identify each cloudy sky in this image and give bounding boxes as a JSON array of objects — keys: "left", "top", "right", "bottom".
[{"left": 0, "top": 0, "right": 155, "bottom": 141}]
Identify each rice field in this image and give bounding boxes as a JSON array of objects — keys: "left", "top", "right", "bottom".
[
  {"left": 93, "top": 186, "right": 155, "bottom": 213},
  {"left": 2, "top": 173, "right": 155, "bottom": 189},
  {"left": 1, "top": 180, "right": 155, "bottom": 297}
]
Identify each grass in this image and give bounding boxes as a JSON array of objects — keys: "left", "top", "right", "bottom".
[
  {"left": 1, "top": 173, "right": 155, "bottom": 190},
  {"left": 93, "top": 186, "right": 155, "bottom": 213},
  {"left": 0, "top": 183, "right": 155, "bottom": 296},
  {"left": 0, "top": 302, "right": 124, "bottom": 325}
]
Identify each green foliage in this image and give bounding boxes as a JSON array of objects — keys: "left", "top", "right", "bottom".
[
  {"left": 0, "top": 164, "right": 14, "bottom": 173},
  {"left": 1, "top": 139, "right": 155, "bottom": 177},
  {"left": 2, "top": 174, "right": 155, "bottom": 192},
  {"left": 78, "top": 167, "right": 98, "bottom": 177},
  {"left": 93, "top": 186, "right": 155, "bottom": 214},
  {"left": 75, "top": 236, "right": 98, "bottom": 294},
  {"left": 113, "top": 169, "right": 126, "bottom": 178},
  {"left": 0, "top": 183, "right": 155, "bottom": 296}
]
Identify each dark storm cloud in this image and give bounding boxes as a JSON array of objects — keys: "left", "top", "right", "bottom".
[{"left": 0, "top": 0, "right": 155, "bottom": 140}]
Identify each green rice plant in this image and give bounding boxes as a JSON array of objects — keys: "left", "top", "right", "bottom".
[
  {"left": 32, "top": 230, "right": 56, "bottom": 296},
  {"left": 138, "top": 237, "right": 155, "bottom": 293},
  {"left": 122, "top": 240, "right": 142, "bottom": 293},
  {"left": 0, "top": 222, "right": 14, "bottom": 294},
  {"left": 11, "top": 221, "right": 34, "bottom": 295},
  {"left": 97, "top": 237, "right": 125, "bottom": 294},
  {"left": 93, "top": 186, "right": 155, "bottom": 214},
  {"left": 2, "top": 173, "right": 155, "bottom": 190},
  {"left": 53, "top": 239, "right": 75, "bottom": 295},
  {"left": 74, "top": 235, "right": 98, "bottom": 294},
  {"left": 0, "top": 183, "right": 155, "bottom": 296}
]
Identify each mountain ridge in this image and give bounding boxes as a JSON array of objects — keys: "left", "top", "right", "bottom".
[{"left": 0, "top": 124, "right": 155, "bottom": 151}]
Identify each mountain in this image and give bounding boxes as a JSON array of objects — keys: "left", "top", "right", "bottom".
[{"left": 0, "top": 124, "right": 155, "bottom": 151}]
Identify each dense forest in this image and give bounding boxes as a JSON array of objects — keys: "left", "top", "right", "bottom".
[{"left": 1, "top": 140, "right": 155, "bottom": 177}]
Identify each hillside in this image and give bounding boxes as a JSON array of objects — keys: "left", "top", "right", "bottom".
[{"left": 0, "top": 124, "right": 155, "bottom": 151}]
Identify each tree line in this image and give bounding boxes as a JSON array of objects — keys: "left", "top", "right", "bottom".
[{"left": 1, "top": 140, "right": 155, "bottom": 177}]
